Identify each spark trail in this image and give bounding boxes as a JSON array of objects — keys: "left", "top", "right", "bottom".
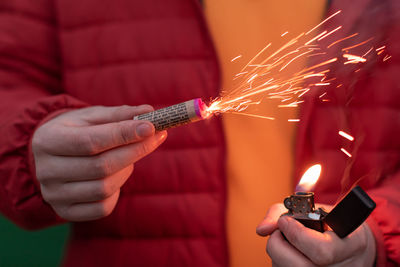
[{"left": 205, "top": 10, "right": 387, "bottom": 119}]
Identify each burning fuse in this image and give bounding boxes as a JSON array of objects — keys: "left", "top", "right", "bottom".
[
  {"left": 283, "top": 164, "right": 376, "bottom": 238},
  {"left": 133, "top": 98, "right": 211, "bottom": 131}
]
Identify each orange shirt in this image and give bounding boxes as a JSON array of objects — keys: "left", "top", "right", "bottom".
[{"left": 204, "top": 1, "right": 325, "bottom": 266}]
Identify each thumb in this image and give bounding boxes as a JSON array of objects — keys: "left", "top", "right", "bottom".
[
  {"left": 256, "top": 203, "right": 287, "bottom": 236},
  {"left": 80, "top": 105, "right": 154, "bottom": 124}
]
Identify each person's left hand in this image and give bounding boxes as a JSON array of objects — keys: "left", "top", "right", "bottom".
[{"left": 256, "top": 204, "right": 376, "bottom": 267}]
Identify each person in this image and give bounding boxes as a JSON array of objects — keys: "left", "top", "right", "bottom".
[
  {"left": 256, "top": 0, "right": 400, "bottom": 266},
  {"left": 0, "top": 1, "right": 399, "bottom": 267}
]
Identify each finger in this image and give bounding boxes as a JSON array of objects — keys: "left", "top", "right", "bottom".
[
  {"left": 278, "top": 216, "right": 364, "bottom": 266},
  {"left": 80, "top": 105, "right": 154, "bottom": 124},
  {"left": 42, "top": 120, "right": 158, "bottom": 156},
  {"left": 267, "top": 230, "right": 315, "bottom": 267},
  {"left": 37, "top": 132, "right": 167, "bottom": 182},
  {"left": 60, "top": 190, "right": 120, "bottom": 221},
  {"left": 256, "top": 203, "right": 287, "bottom": 236},
  {"left": 41, "top": 165, "right": 133, "bottom": 204}
]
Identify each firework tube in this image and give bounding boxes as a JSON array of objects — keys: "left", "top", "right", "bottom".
[{"left": 133, "top": 98, "right": 209, "bottom": 131}]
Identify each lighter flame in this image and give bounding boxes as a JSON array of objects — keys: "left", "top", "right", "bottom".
[{"left": 296, "top": 164, "right": 322, "bottom": 192}]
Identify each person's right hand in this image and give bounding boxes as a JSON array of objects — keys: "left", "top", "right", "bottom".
[{"left": 32, "top": 105, "right": 167, "bottom": 222}]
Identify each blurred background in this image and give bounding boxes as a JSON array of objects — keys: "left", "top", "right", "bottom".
[{"left": 0, "top": 215, "right": 67, "bottom": 267}]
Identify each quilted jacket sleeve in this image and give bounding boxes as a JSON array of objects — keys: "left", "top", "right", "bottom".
[
  {"left": 366, "top": 171, "right": 400, "bottom": 267},
  {"left": 0, "top": 1, "right": 87, "bottom": 229}
]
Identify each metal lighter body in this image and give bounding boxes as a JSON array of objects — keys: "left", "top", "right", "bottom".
[
  {"left": 282, "top": 186, "right": 376, "bottom": 238},
  {"left": 283, "top": 192, "right": 327, "bottom": 232},
  {"left": 133, "top": 98, "right": 209, "bottom": 131}
]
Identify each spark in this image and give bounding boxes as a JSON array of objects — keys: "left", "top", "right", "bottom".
[
  {"left": 297, "top": 88, "right": 310, "bottom": 97},
  {"left": 327, "top": 33, "right": 358, "bottom": 48},
  {"left": 342, "top": 38, "right": 374, "bottom": 51},
  {"left": 341, "top": 148, "right": 352, "bottom": 158},
  {"left": 305, "top": 31, "right": 328, "bottom": 46},
  {"left": 281, "top": 31, "right": 289, "bottom": 37},
  {"left": 383, "top": 55, "right": 392, "bottom": 62},
  {"left": 338, "top": 131, "right": 354, "bottom": 141},
  {"left": 343, "top": 54, "right": 366, "bottom": 64},
  {"left": 278, "top": 100, "right": 304, "bottom": 108},
  {"left": 204, "top": 10, "right": 382, "bottom": 123},
  {"left": 279, "top": 51, "right": 313, "bottom": 71},
  {"left": 241, "top": 43, "right": 271, "bottom": 71},
  {"left": 315, "top": 82, "right": 330, "bottom": 86},
  {"left": 230, "top": 112, "right": 275, "bottom": 120},
  {"left": 308, "top": 52, "right": 327, "bottom": 57},
  {"left": 247, "top": 74, "right": 258, "bottom": 83},
  {"left": 306, "top": 10, "right": 342, "bottom": 35},
  {"left": 318, "top": 26, "right": 342, "bottom": 41},
  {"left": 376, "top": 46, "right": 385, "bottom": 51},
  {"left": 231, "top": 55, "right": 242, "bottom": 62},
  {"left": 236, "top": 71, "right": 248, "bottom": 76},
  {"left": 362, "top": 47, "right": 374, "bottom": 57},
  {"left": 304, "top": 73, "right": 325, "bottom": 78},
  {"left": 297, "top": 58, "right": 337, "bottom": 75}
]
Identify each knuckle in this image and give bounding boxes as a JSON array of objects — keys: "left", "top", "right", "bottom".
[
  {"left": 95, "top": 202, "right": 113, "bottom": 218},
  {"left": 286, "top": 226, "right": 299, "bottom": 244},
  {"left": 313, "top": 243, "right": 334, "bottom": 265},
  {"left": 92, "top": 156, "right": 112, "bottom": 178},
  {"left": 266, "top": 231, "right": 278, "bottom": 256},
  {"left": 266, "top": 238, "right": 273, "bottom": 256},
  {"left": 136, "top": 142, "right": 151, "bottom": 157},
  {"left": 41, "top": 185, "right": 69, "bottom": 205},
  {"left": 73, "top": 133, "right": 96, "bottom": 155},
  {"left": 94, "top": 180, "right": 114, "bottom": 199},
  {"left": 35, "top": 167, "right": 52, "bottom": 185},
  {"left": 85, "top": 133, "right": 101, "bottom": 155},
  {"left": 299, "top": 262, "right": 314, "bottom": 267},
  {"left": 117, "top": 122, "right": 133, "bottom": 144},
  {"left": 112, "top": 105, "right": 130, "bottom": 117},
  {"left": 357, "top": 226, "right": 368, "bottom": 251},
  {"left": 119, "top": 105, "right": 132, "bottom": 113},
  {"left": 32, "top": 131, "right": 45, "bottom": 150},
  {"left": 53, "top": 205, "right": 70, "bottom": 220},
  {"left": 40, "top": 186, "right": 54, "bottom": 204}
]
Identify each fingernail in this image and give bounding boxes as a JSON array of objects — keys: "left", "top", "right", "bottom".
[{"left": 136, "top": 123, "right": 154, "bottom": 138}]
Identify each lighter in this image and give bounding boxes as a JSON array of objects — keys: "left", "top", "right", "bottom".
[
  {"left": 283, "top": 186, "right": 376, "bottom": 238},
  {"left": 283, "top": 191, "right": 328, "bottom": 233}
]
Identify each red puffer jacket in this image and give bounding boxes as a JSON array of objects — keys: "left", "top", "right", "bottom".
[
  {"left": 1, "top": 0, "right": 400, "bottom": 266},
  {"left": 0, "top": 0, "right": 228, "bottom": 266},
  {"left": 296, "top": 0, "right": 400, "bottom": 266}
]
